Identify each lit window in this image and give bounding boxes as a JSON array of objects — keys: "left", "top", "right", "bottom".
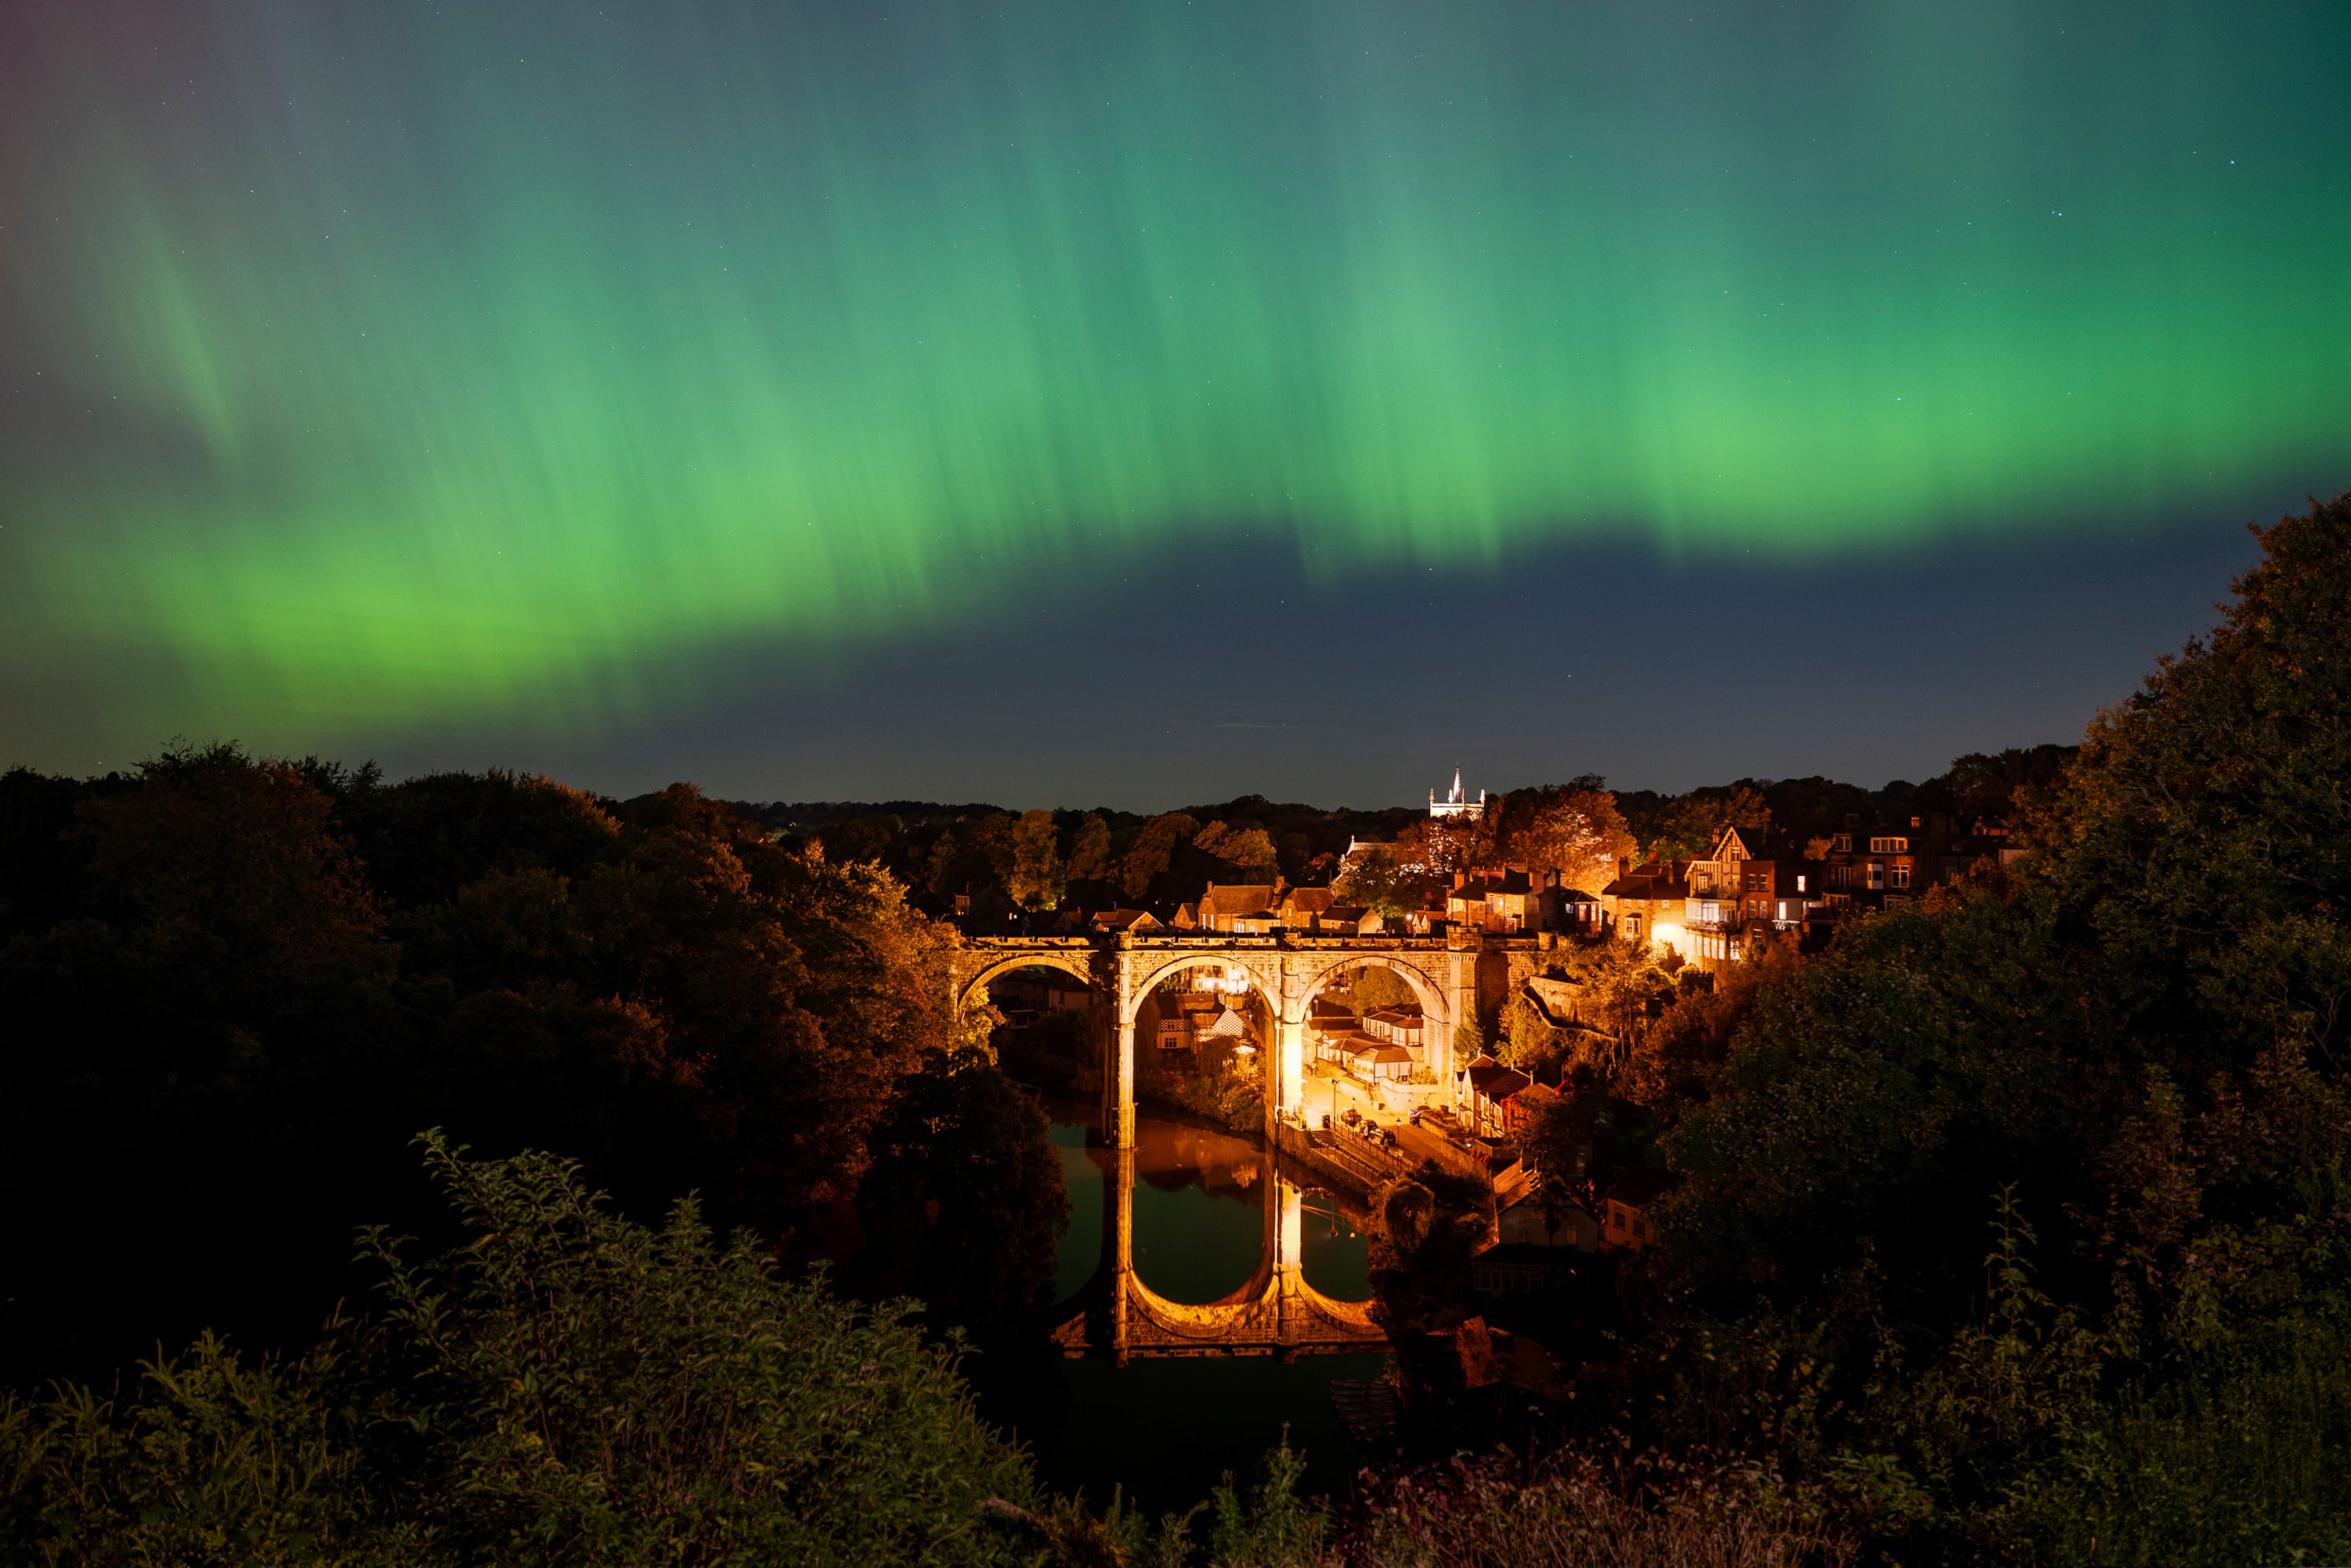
[{"left": 1796, "top": 874, "right": 1807, "bottom": 893}]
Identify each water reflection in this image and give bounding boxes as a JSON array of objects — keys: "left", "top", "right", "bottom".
[{"left": 1022, "top": 1105, "right": 1388, "bottom": 1514}]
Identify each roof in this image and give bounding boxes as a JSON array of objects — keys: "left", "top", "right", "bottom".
[
  {"left": 1605, "top": 1169, "right": 1675, "bottom": 1207},
  {"left": 1363, "top": 1043, "right": 1414, "bottom": 1064},
  {"left": 1604, "top": 860, "right": 1691, "bottom": 899},
  {"left": 1090, "top": 908, "right": 1162, "bottom": 931},
  {"left": 1510, "top": 1080, "right": 1560, "bottom": 1108},
  {"left": 1201, "top": 883, "right": 1280, "bottom": 911},
  {"left": 1281, "top": 888, "right": 1337, "bottom": 914},
  {"left": 1320, "top": 904, "right": 1371, "bottom": 923},
  {"left": 1467, "top": 1062, "right": 1532, "bottom": 1098},
  {"left": 1201, "top": 1006, "right": 1251, "bottom": 1037}
]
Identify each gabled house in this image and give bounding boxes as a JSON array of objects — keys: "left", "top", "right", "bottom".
[
  {"left": 1199, "top": 1004, "right": 1256, "bottom": 1052},
  {"left": 1600, "top": 859, "right": 1692, "bottom": 953},
  {"left": 1276, "top": 887, "right": 1337, "bottom": 928},
  {"left": 1155, "top": 1009, "right": 1196, "bottom": 1050},
  {"left": 1599, "top": 1170, "right": 1672, "bottom": 1251},
  {"left": 1363, "top": 1004, "right": 1425, "bottom": 1049},
  {"left": 1088, "top": 908, "right": 1165, "bottom": 934},
  {"left": 1683, "top": 825, "right": 1820, "bottom": 968},
  {"left": 1197, "top": 883, "right": 1283, "bottom": 933},
  {"left": 1494, "top": 1188, "right": 1604, "bottom": 1252},
  {"left": 1460, "top": 1055, "right": 1531, "bottom": 1133}
]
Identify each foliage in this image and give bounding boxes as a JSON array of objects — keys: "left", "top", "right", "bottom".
[
  {"left": 0, "top": 760, "right": 1060, "bottom": 1386},
  {"left": 1348, "top": 1445, "right": 1863, "bottom": 1567},
  {"left": 1064, "top": 814, "right": 1115, "bottom": 884},
  {"left": 1368, "top": 1161, "right": 1494, "bottom": 1348},
  {"left": 1206, "top": 1441, "right": 1330, "bottom": 1568},
  {"left": 0, "top": 1136, "right": 1044, "bottom": 1567},
  {"left": 1631, "top": 785, "right": 1773, "bottom": 862},
  {"left": 1332, "top": 847, "right": 1419, "bottom": 918},
  {"left": 1193, "top": 821, "right": 1281, "bottom": 885},
  {"left": 0, "top": 1323, "right": 419, "bottom": 1568},
  {"left": 1562, "top": 496, "right": 2351, "bottom": 1562},
  {"left": 1487, "top": 781, "right": 1636, "bottom": 893},
  {"left": 857, "top": 1050, "right": 1072, "bottom": 1323},
  {"left": 1119, "top": 814, "right": 1200, "bottom": 900},
  {"left": 1004, "top": 809, "right": 1067, "bottom": 910},
  {"left": 1347, "top": 967, "right": 1420, "bottom": 1013}
]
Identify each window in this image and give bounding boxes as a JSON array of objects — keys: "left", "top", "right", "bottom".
[
  {"left": 1745, "top": 868, "right": 1768, "bottom": 890},
  {"left": 1833, "top": 835, "right": 1852, "bottom": 852},
  {"left": 1869, "top": 837, "right": 1909, "bottom": 854},
  {"left": 1889, "top": 864, "right": 1912, "bottom": 889},
  {"left": 1796, "top": 874, "right": 1807, "bottom": 893}
]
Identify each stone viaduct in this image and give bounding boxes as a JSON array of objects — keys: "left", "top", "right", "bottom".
[{"left": 948, "top": 928, "right": 1554, "bottom": 1146}]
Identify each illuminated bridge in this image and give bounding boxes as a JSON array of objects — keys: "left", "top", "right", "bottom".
[{"left": 950, "top": 928, "right": 1553, "bottom": 1147}]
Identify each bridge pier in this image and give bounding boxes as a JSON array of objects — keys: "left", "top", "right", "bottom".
[{"left": 1107, "top": 1145, "right": 1134, "bottom": 1364}]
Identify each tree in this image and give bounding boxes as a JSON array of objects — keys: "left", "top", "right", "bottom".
[
  {"left": 1062, "top": 813, "right": 1112, "bottom": 885},
  {"left": 1491, "top": 782, "right": 1637, "bottom": 892},
  {"left": 857, "top": 1051, "right": 1071, "bottom": 1323},
  {"left": 1634, "top": 785, "right": 1772, "bottom": 861},
  {"left": 1334, "top": 845, "right": 1421, "bottom": 918},
  {"left": 1588, "top": 497, "right": 2351, "bottom": 1560},
  {"left": 1002, "top": 810, "right": 1064, "bottom": 911},
  {"left": 1192, "top": 819, "right": 1280, "bottom": 883},
  {"left": 0, "top": 759, "right": 1011, "bottom": 1386},
  {"left": 1117, "top": 812, "right": 1197, "bottom": 899}
]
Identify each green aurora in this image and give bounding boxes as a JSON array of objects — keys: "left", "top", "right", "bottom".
[{"left": 2, "top": 1, "right": 2346, "bottom": 745}]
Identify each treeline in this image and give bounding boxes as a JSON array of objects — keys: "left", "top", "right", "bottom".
[
  {"left": 1460, "top": 494, "right": 2351, "bottom": 1563},
  {"left": 745, "top": 757, "right": 2075, "bottom": 927},
  {"left": 737, "top": 796, "right": 1424, "bottom": 917},
  {"left": 0, "top": 762, "right": 1067, "bottom": 1388},
  {"left": 1613, "top": 746, "right": 2076, "bottom": 861}
]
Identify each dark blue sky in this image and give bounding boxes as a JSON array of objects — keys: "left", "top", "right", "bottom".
[{"left": 364, "top": 491, "right": 2275, "bottom": 811}]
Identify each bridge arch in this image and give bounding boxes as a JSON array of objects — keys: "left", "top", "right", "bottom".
[
  {"left": 1291, "top": 951, "right": 1451, "bottom": 1033},
  {"left": 1125, "top": 952, "right": 1278, "bottom": 1025},
  {"left": 957, "top": 953, "right": 1099, "bottom": 1013}
]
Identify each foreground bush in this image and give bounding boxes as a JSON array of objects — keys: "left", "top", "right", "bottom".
[
  {"left": 1346, "top": 1449, "right": 1863, "bottom": 1568},
  {"left": 1, "top": 1133, "right": 1039, "bottom": 1566}
]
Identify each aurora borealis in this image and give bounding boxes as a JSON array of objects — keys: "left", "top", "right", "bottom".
[{"left": 3, "top": 1, "right": 2347, "bottom": 797}]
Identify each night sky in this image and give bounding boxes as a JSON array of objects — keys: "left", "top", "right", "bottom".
[{"left": 2, "top": 2, "right": 2343, "bottom": 808}]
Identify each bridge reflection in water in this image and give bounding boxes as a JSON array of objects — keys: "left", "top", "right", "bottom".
[{"left": 1048, "top": 1117, "right": 1387, "bottom": 1363}]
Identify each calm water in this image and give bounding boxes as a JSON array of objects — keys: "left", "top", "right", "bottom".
[{"left": 981, "top": 1106, "right": 1387, "bottom": 1515}]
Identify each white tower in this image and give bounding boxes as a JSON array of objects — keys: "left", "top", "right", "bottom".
[{"left": 1428, "top": 766, "right": 1486, "bottom": 820}]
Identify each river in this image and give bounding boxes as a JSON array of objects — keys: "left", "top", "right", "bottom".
[{"left": 977, "top": 1100, "right": 1388, "bottom": 1515}]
